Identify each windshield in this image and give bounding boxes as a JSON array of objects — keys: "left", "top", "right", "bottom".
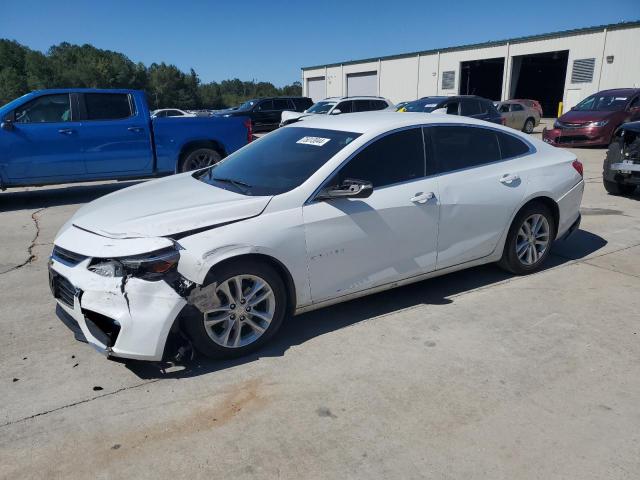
[
  {"left": 237, "top": 100, "right": 258, "bottom": 111},
  {"left": 573, "top": 94, "right": 629, "bottom": 112},
  {"left": 306, "top": 101, "right": 336, "bottom": 114},
  {"left": 403, "top": 98, "right": 444, "bottom": 113},
  {"left": 196, "top": 127, "right": 361, "bottom": 196}
]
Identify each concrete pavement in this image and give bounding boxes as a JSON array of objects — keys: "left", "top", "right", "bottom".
[{"left": 1, "top": 140, "right": 639, "bottom": 479}]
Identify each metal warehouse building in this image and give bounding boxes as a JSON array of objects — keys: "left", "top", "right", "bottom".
[{"left": 301, "top": 21, "right": 640, "bottom": 117}]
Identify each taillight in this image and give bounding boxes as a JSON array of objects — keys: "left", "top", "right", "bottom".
[
  {"left": 572, "top": 159, "right": 583, "bottom": 177},
  {"left": 500, "top": 117, "right": 506, "bottom": 125},
  {"left": 244, "top": 118, "right": 253, "bottom": 143}
]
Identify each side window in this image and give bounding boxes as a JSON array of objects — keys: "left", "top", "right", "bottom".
[
  {"left": 256, "top": 100, "right": 273, "bottom": 111},
  {"left": 431, "top": 126, "right": 500, "bottom": 173},
  {"left": 84, "top": 93, "right": 132, "bottom": 120},
  {"left": 460, "top": 99, "right": 482, "bottom": 116},
  {"left": 498, "top": 104, "right": 510, "bottom": 113},
  {"left": 511, "top": 104, "right": 524, "bottom": 112},
  {"left": 334, "top": 128, "right": 425, "bottom": 188},
  {"left": 629, "top": 96, "right": 640, "bottom": 109},
  {"left": 445, "top": 102, "right": 459, "bottom": 115},
  {"left": 497, "top": 131, "right": 530, "bottom": 159},
  {"left": 353, "top": 100, "right": 371, "bottom": 112},
  {"left": 273, "top": 99, "right": 289, "bottom": 110},
  {"left": 371, "top": 100, "right": 387, "bottom": 110},
  {"left": 335, "top": 101, "right": 352, "bottom": 113},
  {"left": 13, "top": 94, "right": 71, "bottom": 123}
]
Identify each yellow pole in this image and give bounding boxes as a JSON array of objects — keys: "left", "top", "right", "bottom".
[{"left": 557, "top": 102, "right": 563, "bottom": 118}]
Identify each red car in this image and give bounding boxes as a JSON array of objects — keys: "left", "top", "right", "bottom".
[
  {"left": 543, "top": 88, "right": 640, "bottom": 147},
  {"left": 512, "top": 98, "right": 543, "bottom": 117}
]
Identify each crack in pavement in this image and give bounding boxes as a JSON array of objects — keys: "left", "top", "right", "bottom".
[
  {"left": 0, "top": 208, "right": 46, "bottom": 275},
  {"left": 0, "top": 379, "right": 160, "bottom": 429}
]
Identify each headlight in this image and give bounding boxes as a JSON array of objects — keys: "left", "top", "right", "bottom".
[
  {"left": 89, "top": 247, "right": 180, "bottom": 280},
  {"left": 553, "top": 120, "right": 562, "bottom": 129},
  {"left": 589, "top": 120, "right": 609, "bottom": 127}
]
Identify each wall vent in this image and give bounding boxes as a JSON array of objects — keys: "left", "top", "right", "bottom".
[
  {"left": 570, "top": 58, "right": 595, "bottom": 83},
  {"left": 441, "top": 70, "right": 455, "bottom": 90}
]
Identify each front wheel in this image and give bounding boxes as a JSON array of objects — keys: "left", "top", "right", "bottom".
[
  {"left": 180, "top": 148, "right": 222, "bottom": 172},
  {"left": 498, "top": 202, "right": 555, "bottom": 275},
  {"left": 184, "top": 260, "right": 287, "bottom": 359}
]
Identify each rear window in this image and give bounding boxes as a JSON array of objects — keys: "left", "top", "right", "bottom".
[
  {"left": 84, "top": 93, "right": 132, "bottom": 120},
  {"left": 197, "top": 127, "right": 361, "bottom": 196}
]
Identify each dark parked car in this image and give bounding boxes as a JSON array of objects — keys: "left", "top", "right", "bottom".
[
  {"left": 602, "top": 120, "right": 640, "bottom": 196},
  {"left": 400, "top": 95, "right": 503, "bottom": 125},
  {"left": 217, "top": 97, "right": 313, "bottom": 132},
  {"left": 543, "top": 88, "right": 640, "bottom": 147}
]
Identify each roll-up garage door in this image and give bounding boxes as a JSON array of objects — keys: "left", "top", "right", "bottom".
[
  {"left": 346, "top": 71, "right": 378, "bottom": 96},
  {"left": 306, "top": 77, "right": 326, "bottom": 102}
]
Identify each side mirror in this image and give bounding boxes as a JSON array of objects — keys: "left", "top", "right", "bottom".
[
  {"left": 316, "top": 178, "right": 373, "bottom": 200},
  {"left": 330, "top": 109, "right": 342, "bottom": 115},
  {"left": 431, "top": 107, "right": 447, "bottom": 114},
  {"left": 1, "top": 119, "right": 14, "bottom": 131}
]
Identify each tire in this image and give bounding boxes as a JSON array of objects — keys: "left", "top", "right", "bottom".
[
  {"left": 498, "top": 202, "right": 556, "bottom": 275},
  {"left": 183, "top": 259, "right": 287, "bottom": 359},
  {"left": 523, "top": 118, "right": 535, "bottom": 134},
  {"left": 602, "top": 138, "right": 638, "bottom": 196},
  {"left": 179, "top": 147, "right": 222, "bottom": 172}
]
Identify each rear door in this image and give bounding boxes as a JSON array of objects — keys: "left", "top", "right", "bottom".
[
  {"left": 79, "top": 92, "right": 153, "bottom": 174},
  {"left": 272, "top": 99, "right": 291, "bottom": 126},
  {"left": 3, "top": 92, "right": 86, "bottom": 182},
  {"left": 253, "top": 100, "right": 273, "bottom": 129},
  {"left": 427, "top": 125, "right": 529, "bottom": 269}
]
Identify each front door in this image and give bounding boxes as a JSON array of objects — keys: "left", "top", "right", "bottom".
[
  {"left": 303, "top": 127, "right": 440, "bottom": 303},
  {"left": 253, "top": 100, "right": 274, "bottom": 130},
  {"left": 3, "top": 93, "right": 86, "bottom": 182},
  {"left": 79, "top": 93, "right": 153, "bottom": 174},
  {"left": 427, "top": 125, "right": 528, "bottom": 269}
]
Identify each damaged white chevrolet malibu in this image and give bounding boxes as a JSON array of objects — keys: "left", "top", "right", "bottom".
[{"left": 49, "top": 112, "right": 584, "bottom": 361}]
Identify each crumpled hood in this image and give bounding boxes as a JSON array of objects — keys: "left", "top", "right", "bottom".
[{"left": 70, "top": 173, "right": 272, "bottom": 239}]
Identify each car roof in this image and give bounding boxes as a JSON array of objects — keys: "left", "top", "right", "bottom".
[
  {"left": 323, "top": 96, "right": 390, "bottom": 101},
  {"left": 292, "top": 111, "right": 499, "bottom": 134},
  {"left": 597, "top": 88, "right": 640, "bottom": 95}
]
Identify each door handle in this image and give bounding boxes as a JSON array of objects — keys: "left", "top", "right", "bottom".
[
  {"left": 128, "top": 126, "right": 144, "bottom": 132},
  {"left": 500, "top": 174, "right": 520, "bottom": 184},
  {"left": 58, "top": 128, "right": 74, "bottom": 135},
  {"left": 410, "top": 192, "right": 435, "bottom": 204}
]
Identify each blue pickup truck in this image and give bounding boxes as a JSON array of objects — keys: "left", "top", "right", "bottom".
[{"left": 0, "top": 89, "right": 251, "bottom": 189}]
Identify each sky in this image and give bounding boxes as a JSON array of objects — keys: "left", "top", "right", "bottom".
[{"left": 1, "top": 0, "right": 638, "bottom": 87}]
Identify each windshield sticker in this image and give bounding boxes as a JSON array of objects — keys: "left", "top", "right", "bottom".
[
  {"left": 297, "top": 136, "right": 331, "bottom": 146},
  {"left": 614, "top": 97, "right": 628, "bottom": 101},
  {"left": 424, "top": 103, "right": 438, "bottom": 107}
]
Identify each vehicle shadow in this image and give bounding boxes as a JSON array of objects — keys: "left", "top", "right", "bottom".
[
  {"left": 125, "top": 228, "right": 607, "bottom": 380},
  {"left": 0, "top": 180, "right": 144, "bottom": 212}
]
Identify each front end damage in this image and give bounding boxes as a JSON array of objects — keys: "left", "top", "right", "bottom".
[
  {"left": 604, "top": 126, "right": 640, "bottom": 187},
  {"left": 49, "top": 227, "right": 214, "bottom": 362}
]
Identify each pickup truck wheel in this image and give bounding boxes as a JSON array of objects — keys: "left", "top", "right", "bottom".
[
  {"left": 184, "top": 260, "right": 287, "bottom": 359},
  {"left": 180, "top": 148, "right": 221, "bottom": 172}
]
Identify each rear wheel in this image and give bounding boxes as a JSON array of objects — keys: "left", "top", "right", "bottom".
[
  {"left": 498, "top": 202, "right": 555, "bottom": 275},
  {"left": 184, "top": 260, "right": 287, "bottom": 359},
  {"left": 523, "top": 118, "right": 535, "bottom": 134},
  {"left": 180, "top": 147, "right": 221, "bottom": 172},
  {"left": 603, "top": 179, "right": 636, "bottom": 196}
]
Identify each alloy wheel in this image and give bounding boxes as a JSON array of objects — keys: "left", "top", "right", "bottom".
[
  {"left": 184, "top": 149, "right": 219, "bottom": 170},
  {"left": 515, "top": 214, "right": 550, "bottom": 266},
  {"left": 202, "top": 274, "right": 275, "bottom": 348}
]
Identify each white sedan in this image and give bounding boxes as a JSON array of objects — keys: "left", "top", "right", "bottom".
[
  {"left": 150, "top": 108, "right": 196, "bottom": 118},
  {"left": 49, "top": 112, "right": 584, "bottom": 361}
]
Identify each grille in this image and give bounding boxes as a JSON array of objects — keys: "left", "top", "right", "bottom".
[
  {"left": 571, "top": 58, "right": 595, "bottom": 83},
  {"left": 556, "top": 121, "right": 589, "bottom": 129},
  {"left": 557, "top": 135, "right": 589, "bottom": 144},
  {"left": 52, "top": 246, "right": 87, "bottom": 266},
  {"left": 52, "top": 273, "right": 77, "bottom": 308}
]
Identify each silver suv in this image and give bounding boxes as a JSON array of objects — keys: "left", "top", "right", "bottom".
[{"left": 280, "top": 96, "right": 395, "bottom": 127}]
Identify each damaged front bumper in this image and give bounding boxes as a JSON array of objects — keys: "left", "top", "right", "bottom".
[{"left": 49, "top": 250, "right": 188, "bottom": 362}]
